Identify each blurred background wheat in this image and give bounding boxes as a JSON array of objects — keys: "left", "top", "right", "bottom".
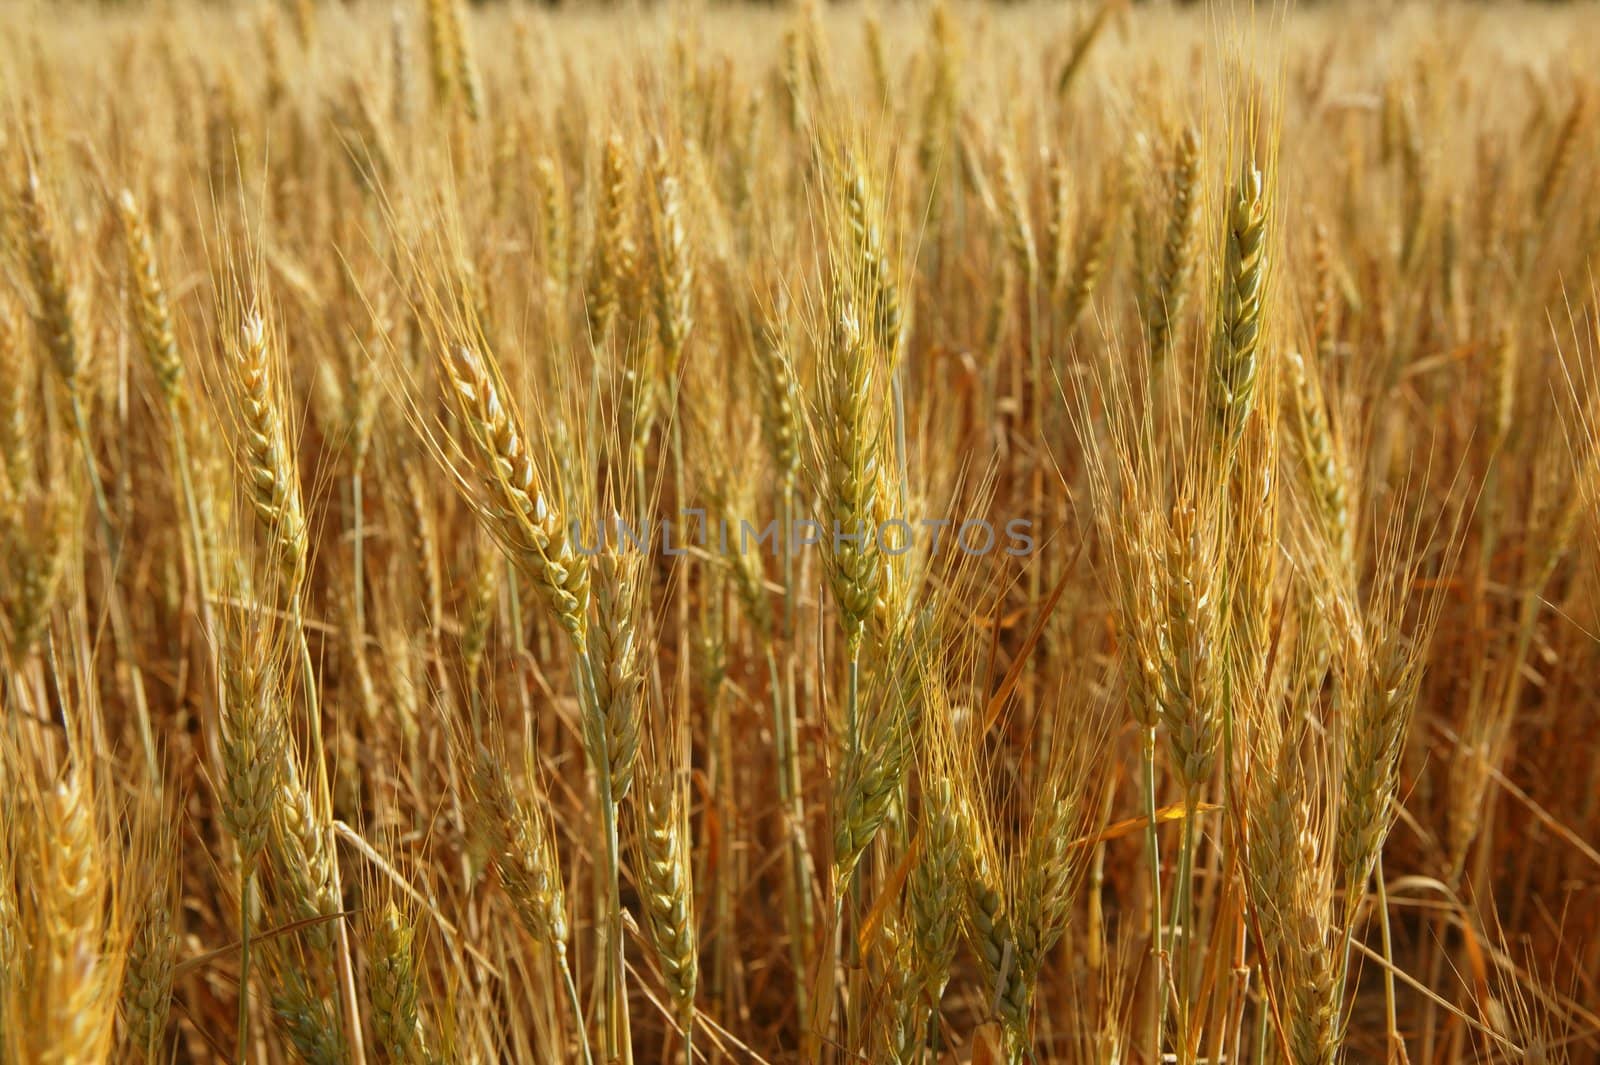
[{"left": 0, "top": 0, "right": 1597, "bottom": 1062}]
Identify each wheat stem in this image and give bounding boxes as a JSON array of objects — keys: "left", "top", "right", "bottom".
[
  {"left": 351, "top": 469, "right": 365, "bottom": 639},
  {"left": 768, "top": 646, "right": 811, "bottom": 1035},
  {"left": 285, "top": 592, "right": 365, "bottom": 1064},
  {"left": 777, "top": 475, "right": 815, "bottom": 1047},
  {"left": 1375, "top": 854, "right": 1402, "bottom": 1061},
  {"left": 1142, "top": 728, "right": 1166, "bottom": 1058},
  {"left": 66, "top": 392, "right": 158, "bottom": 779},
  {"left": 237, "top": 870, "right": 254, "bottom": 1064},
  {"left": 844, "top": 644, "right": 863, "bottom": 1048},
  {"left": 575, "top": 647, "right": 631, "bottom": 1065},
  {"left": 551, "top": 950, "right": 593, "bottom": 1065},
  {"left": 1169, "top": 784, "right": 1200, "bottom": 1050}
]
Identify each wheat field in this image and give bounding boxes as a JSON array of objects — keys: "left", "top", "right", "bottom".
[{"left": 0, "top": 0, "right": 1597, "bottom": 1062}]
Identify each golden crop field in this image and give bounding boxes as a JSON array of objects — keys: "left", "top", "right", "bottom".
[{"left": 0, "top": 0, "right": 1597, "bottom": 1062}]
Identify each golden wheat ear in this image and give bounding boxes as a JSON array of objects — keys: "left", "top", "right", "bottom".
[{"left": 634, "top": 756, "right": 699, "bottom": 1037}]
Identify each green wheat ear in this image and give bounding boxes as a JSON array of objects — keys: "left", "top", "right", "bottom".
[{"left": 1211, "top": 162, "right": 1270, "bottom": 444}]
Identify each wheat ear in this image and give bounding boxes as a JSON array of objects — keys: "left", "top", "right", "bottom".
[
  {"left": 268, "top": 964, "right": 346, "bottom": 1065},
  {"left": 230, "top": 310, "right": 309, "bottom": 593},
  {"left": 588, "top": 545, "right": 644, "bottom": 803},
  {"left": 442, "top": 345, "right": 590, "bottom": 648},
  {"left": 30, "top": 774, "right": 121, "bottom": 1064},
  {"left": 116, "top": 190, "right": 183, "bottom": 404},
  {"left": 16, "top": 167, "right": 86, "bottom": 387},
  {"left": 588, "top": 133, "right": 637, "bottom": 346},
  {"left": 122, "top": 869, "right": 177, "bottom": 1062},
  {"left": 650, "top": 156, "right": 695, "bottom": 379},
  {"left": 1246, "top": 741, "right": 1338, "bottom": 1065},
  {"left": 637, "top": 771, "right": 699, "bottom": 1037},
  {"left": 1059, "top": 162, "right": 1122, "bottom": 331},
  {"left": 1210, "top": 161, "right": 1271, "bottom": 443},
  {"left": 469, "top": 749, "right": 592, "bottom": 1065},
  {"left": 1148, "top": 125, "right": 1200, "bottom": 364},
  {"left": 366, "top": 900, "right": 429, "bottom": 1064}
]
